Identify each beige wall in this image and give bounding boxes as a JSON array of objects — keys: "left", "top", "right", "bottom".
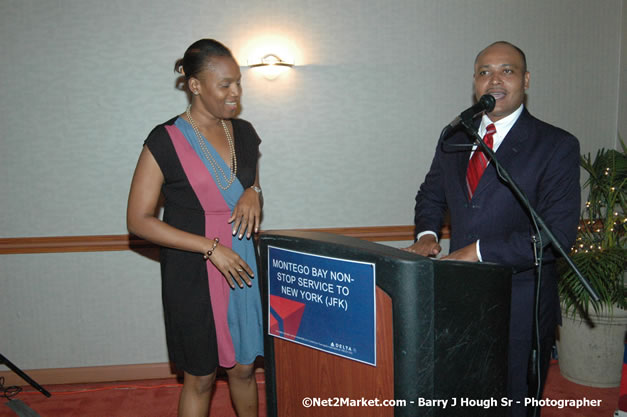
[
  {"left": 0, "top": 0, "right": 622, "bottom": 237},
  {"left": 1, "top": 0, "right": 624, "bottom": 371}
]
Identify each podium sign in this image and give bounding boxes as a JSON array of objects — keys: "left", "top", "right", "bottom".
[{"left": 267, "top": 245, "right": 376, "bottom": 365}]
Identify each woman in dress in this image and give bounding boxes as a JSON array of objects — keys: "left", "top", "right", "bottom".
[{"left": 127, "top": 39, "right": 263, "bottom": 417}]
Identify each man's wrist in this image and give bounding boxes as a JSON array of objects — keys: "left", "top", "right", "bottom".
[
  {"left": 416, "top": 231, "right": 439, "bottom": 242},
  {"left": 476, "top": 239, "right": 483, "bottom": 262}
]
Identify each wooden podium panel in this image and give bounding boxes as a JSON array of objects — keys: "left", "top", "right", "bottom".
[{"left": 273, "top": 287, "right": 394, "bottom": 417}]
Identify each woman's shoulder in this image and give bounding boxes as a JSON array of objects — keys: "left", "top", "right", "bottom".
[
  {"left": 232, "top": 118, "right": 261, "bottom": 145},
  {"left": 145, "top": 116, "right": 180, "bottom": 145},
  {"left": 231, "top": 117, "right": 254, "bottom": 131}
]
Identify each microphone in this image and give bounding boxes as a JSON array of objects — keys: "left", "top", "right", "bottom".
[{"left": 446, "top": 94, "right": 496, "bottom": 130}]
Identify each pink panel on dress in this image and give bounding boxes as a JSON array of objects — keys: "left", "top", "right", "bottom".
[{"left": 165, "top": 124, "right": 236, "bottom": 368}]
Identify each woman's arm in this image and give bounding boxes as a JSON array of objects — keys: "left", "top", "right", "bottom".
[
  {"left": 127, "top": 146, "right": 211, "bottom": 253},
  {"left": 127, "top": 146, "right": 253, "bottom": 288}
]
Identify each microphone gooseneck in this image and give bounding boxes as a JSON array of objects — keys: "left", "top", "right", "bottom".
[{"left": 446, "top": 94, "right": 496, "bottom": 131}]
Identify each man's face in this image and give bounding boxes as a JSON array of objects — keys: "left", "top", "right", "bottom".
[{"left": 473, "top": 43, "right": 530, "bottom": 122}]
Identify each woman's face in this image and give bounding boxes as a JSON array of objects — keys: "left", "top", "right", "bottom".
[{"left": 190, "top": 55, "right": 242, "bottom": 120}]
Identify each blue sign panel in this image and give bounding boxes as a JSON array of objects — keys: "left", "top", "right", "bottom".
[{"left": 267, "top": 246, "right": 376, "bottom": 366}]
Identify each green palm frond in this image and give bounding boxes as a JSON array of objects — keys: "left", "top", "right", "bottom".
[
  {"left": 559, "top": 136, "right": 627, "bottom": 316},
  {"left": 558, "top": 248, "right": 626, "bottom": 315}
]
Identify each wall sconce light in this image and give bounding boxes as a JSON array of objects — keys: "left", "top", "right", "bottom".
[
  {"left": 248, "top": 53, "right": 294, "bottom": 68},
  {"left": 247, "top": 53, "right": 295, "bottom": 80}
]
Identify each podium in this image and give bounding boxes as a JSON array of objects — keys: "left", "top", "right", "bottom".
[{"left": 259, "top": 230, "right": 512, "bottom": 417}]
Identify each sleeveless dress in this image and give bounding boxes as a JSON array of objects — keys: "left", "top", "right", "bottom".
[{"left": 144, "top": 116, "right": 264, "bottom": 376}]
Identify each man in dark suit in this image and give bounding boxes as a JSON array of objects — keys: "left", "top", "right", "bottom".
[{"left": 405, "top": 41, "right": 581, "bottom": 416}]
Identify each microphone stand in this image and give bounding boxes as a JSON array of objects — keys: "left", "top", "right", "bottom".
[
  {"left": 459, "top": 118, "right": 599, "bottom": 300},
  {"left": 459, "top": 117, "right": 599, "bottom": 416},
  {"left": 0, "top": 353, "right": 51, "bottom": 398}
]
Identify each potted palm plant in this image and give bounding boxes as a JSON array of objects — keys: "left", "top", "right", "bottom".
[{"left": 556, "top": 139, "right": 627, "bottom": 387}]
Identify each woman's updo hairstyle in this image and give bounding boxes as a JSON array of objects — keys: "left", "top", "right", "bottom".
[{"left": 174, "top": 39, "right": 234, "bottom": 80}]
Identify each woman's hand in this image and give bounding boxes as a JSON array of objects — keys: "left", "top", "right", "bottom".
[
  {"left": 228, "top": 187, "right": 261, "bottom": 239},
  {"left": 207, "top": 243, "right": 254, "bottom": 289}
]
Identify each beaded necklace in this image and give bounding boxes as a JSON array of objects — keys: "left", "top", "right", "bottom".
[{"left": 185, "top": 104, "right": 238, "bottom": 190}]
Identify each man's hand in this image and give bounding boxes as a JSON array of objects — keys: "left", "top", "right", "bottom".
[
  {"left": 402, "top": 234, "right": 442, "bottom": 257},
  {"left": 441, "top": 242, "right": 479, "bottom": 262}
]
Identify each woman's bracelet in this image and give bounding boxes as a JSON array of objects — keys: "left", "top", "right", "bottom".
[
  {"left": 203, "top": 237, "right": 220, "bottom": 260},
  {"left": 250, "top": 185, "right": 262, "bottom": 194}
]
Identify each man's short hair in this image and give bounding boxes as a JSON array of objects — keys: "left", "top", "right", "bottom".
[{"left": 475, "top": 41, "right": 527, "bottom": 72}]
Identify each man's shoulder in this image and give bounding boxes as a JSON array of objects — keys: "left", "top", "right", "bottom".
[
  {"left": 521, "top": 109, "right": 577, "bottom": 142},
  {"left": 518, "top": 110, "right": 580, "bottom": 159}
]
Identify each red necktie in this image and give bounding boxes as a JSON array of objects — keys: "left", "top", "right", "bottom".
[{"left": 466, "top": 123, "right": 496, "bottom": 199}]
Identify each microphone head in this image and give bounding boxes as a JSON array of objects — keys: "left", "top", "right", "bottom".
[{"left": 480, "top": 94, "right": 496, "bottom": 112}]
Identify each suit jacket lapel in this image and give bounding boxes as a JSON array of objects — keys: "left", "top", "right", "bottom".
[
  {"left": 444, "top": 121, "right": 480, "bottom": 201},
  {"left": 445, "top": 130, "right": 475, "bottom": 201},
  {"left": 471, "top": 109, "right": 531, "bottom": 198}
]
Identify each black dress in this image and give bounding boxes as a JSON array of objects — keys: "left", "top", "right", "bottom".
[{"left": 144, "top": 116, "right": 263, "bottom": 375}]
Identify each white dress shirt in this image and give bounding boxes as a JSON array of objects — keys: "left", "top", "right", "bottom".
[{"left": 417, "top": 104, "right": 525, "bottom": 260}]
